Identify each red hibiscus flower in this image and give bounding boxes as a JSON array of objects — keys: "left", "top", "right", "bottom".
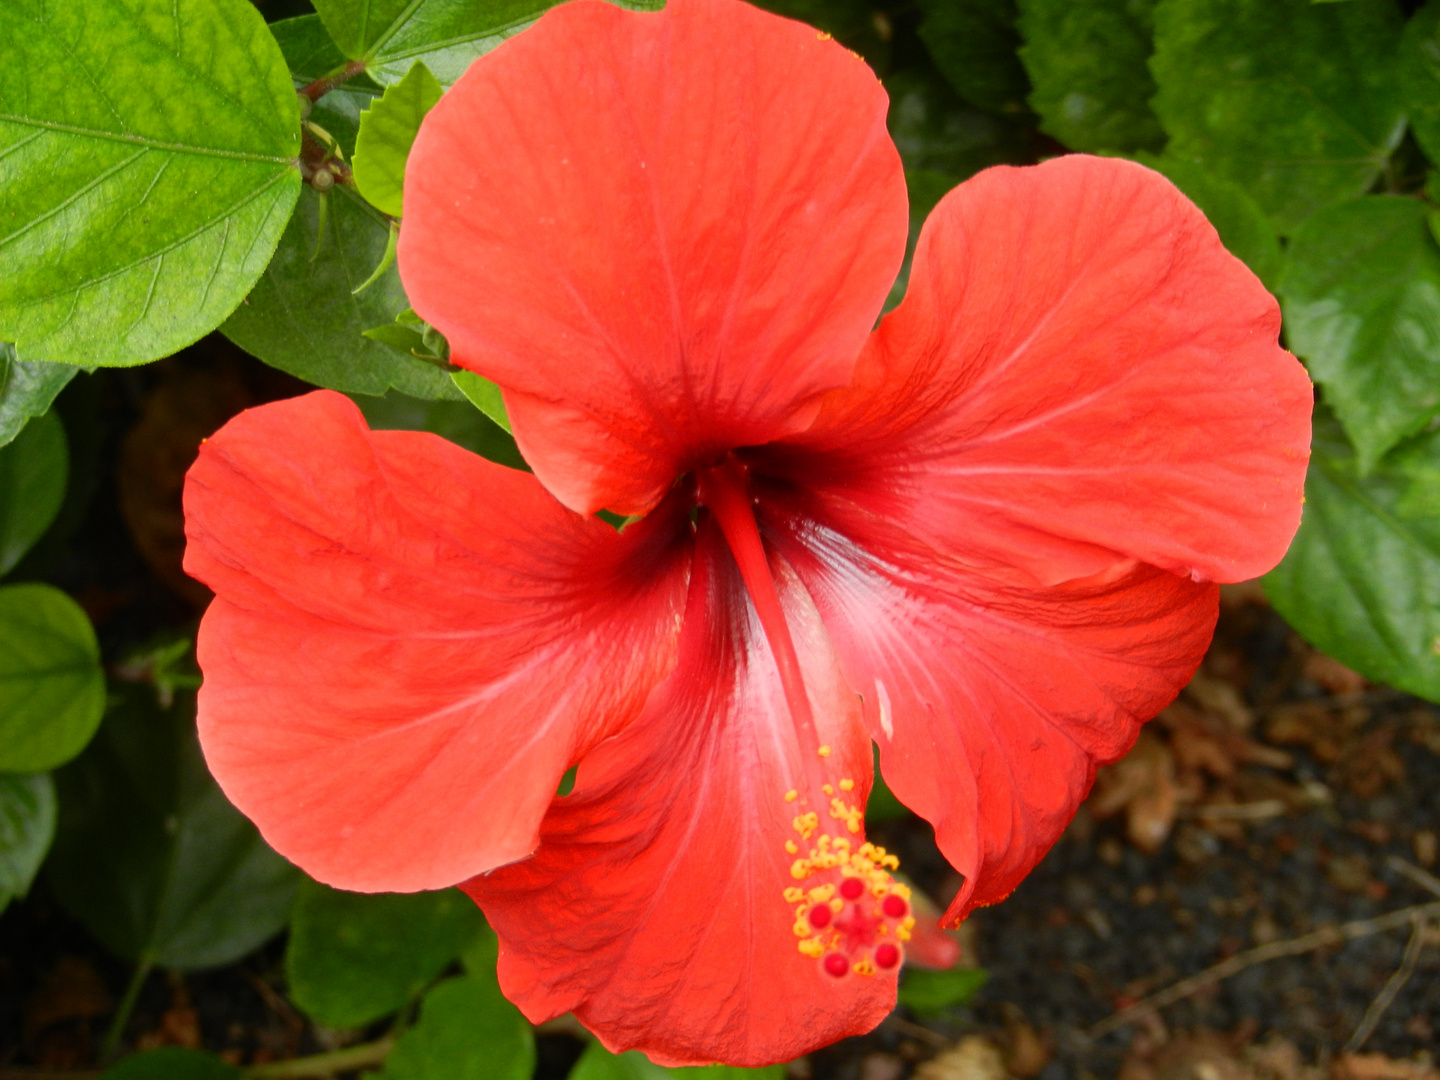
[{"left": 183, "top": 0, "right": 1312, "bottom": 1066}]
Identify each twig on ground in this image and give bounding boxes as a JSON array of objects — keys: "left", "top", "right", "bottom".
[
  {"left": 1088, "top": 899, "right": 1440, "bottom": 1039},
  {"left": 884, "top": 1016, "right": 952, "bottom": 1047},
  {"left": 1346, "top": 913, "right": 1430, "bottom": 1052},
  {"left": 1386, "top": 855, "right": 1440, "bottom": 900},
  {"left": 244, "top": 1036, "right": 395, "bottom": 1079}
]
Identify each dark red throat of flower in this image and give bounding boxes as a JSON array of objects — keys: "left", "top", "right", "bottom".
[{"left": 697, "top": 456, "right": 822, "bottom": 757}]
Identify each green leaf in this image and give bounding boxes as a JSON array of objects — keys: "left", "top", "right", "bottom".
[
  {"left": 886, "top": 168, "right": 959, "bottom": 313},
  {"left": 570, "top": 1044, "right": 674, "bottom": 1080},
  {"left": 1150, "top": 0, "right": 1406, "bottom": 232},
  {"left": 272, "top": 15, "right": 384, "bottom": 143},
  {"left": 1264, "top": 411, "right": 1440, "bottom": 704},
  {"left": 0, "top": 345, "right": 78, "bottom": 449},
  {"left": 753, "top": 0, "right": 893, "bottom": 69},
  {"left": 0, "top": 410, "right": 67, "bottom": 577},
  {"left": 1017, "top": 0, "right": 1164, "bottom": 152},
  {"left": 0, "top": 772, "right": 56, "bottom": 912},
  {"left": 1399, "top": 0, "right": 1440, "bottom": 168},
  {"left": 354, "top": 62, "right": 445, "bottom": 217},
  {"left": 675, "top": 1065, "right": 786, "bottom": 1080},
  {"left": 313, "top": 0, "right": 663, "bottom": 87},
  {"left": 47, "top": 684, "right": 299, "bottom": 969},
  {"left": 451, "top": 371, "right": 512, "bottom": 434},
  {"left": 223, "top": 185, "right": 461, "bottom": 400},
  {"left": 1134, "top": 154, "right": 1283, "bottom": 291},
  {"left": 917, "top": 0, "right": 1029, "bottom": 114},
  {"left": 0, "top": 584, "right": 104, "bottom": 772},
  {"left": 886, "top": 68, "right": 1034, "bottom": 181},
  {"left": 100, "top": 1048, "right": 243, "bottom": 1080},
  {"left": 287, "top": 879, "right": 487, "bottom": 1028},
  {"left": 0, "top": 0, "right": 302, "bottom": 368},
  {"left": 353, "top": 391, "right": 526, "bottom": 469},
  {"left": 1279, "top": 196, "right": 1440, "bottom": 471},
  {"left": 897, "top": 966, "right": 989, "bottom": 1012},
  {"left": 382, "top": 973, "right": 535, "bottom": 1080}
]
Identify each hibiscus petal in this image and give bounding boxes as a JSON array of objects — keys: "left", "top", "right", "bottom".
[
  {"left": 183, "top": 391, "right": 689, "bottom": 892},
  {"left": 770, "top": 517, "right": 1216, "bottom": 923},
  {"left": 464, "top": 523, "right": 893, "bottom": 1066},
  {"left": 792, "top": 154, "right": 1312, "bottom": 587},
  {"left": 399, "top": 0, "right": 906, "bottom": 516}
]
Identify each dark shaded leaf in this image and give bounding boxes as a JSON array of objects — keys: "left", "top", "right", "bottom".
[
  {"left": 0, "top": 772, "right": 56, "bottom": 912},
  {"left": 0, "top": 410, "right": 67, "bottom": 576},
  {"left": 0, "top": 345, "right": 78, "bottom": 449},
  {"left": 916, "top": 0, "right": 1029, "bottom": 114},
  {"left": 382, "top": 973, "right": 534, "bottom": 1080}
]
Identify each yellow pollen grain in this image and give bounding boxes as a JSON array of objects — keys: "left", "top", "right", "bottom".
[
  {"left": 840, "top": 778, "right": 855, "bottom": 791},
  {"left": 829, "top": 897, "right": 844, "bottom": 913},
  {"left": 785, "top": 840, "right": 798, "bottom": 854},
  {"left": 791, "top": 859, "right": 811, "bottom": 880},
  {"left": 817, "top": 30, "right": 832, "bottom": 40},
  {"left": 854, "top": 959, "right": 876, "bottom": 977},
  {"left": 822, "top": 784, "right": 834, "bottom": 796},
  {"left": 784, "top": 789, "right": 798, "bottom": 802},
  {"left": 817, "top": 745, "right": 832, "bottom": 757},
  {"left": 799, "top": 938, "right": 825, "bottom": 958},
  {"left": 784, "top": 887, "right": 805, "bottom": 903},
  {"left": 793, "top": 919, "right": 812, "bottom": 938},
  {"left": 808, "top": 883, "right": 835, "bottom": 903}
]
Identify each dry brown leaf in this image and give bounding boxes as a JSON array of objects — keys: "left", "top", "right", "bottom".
[
  {"left": 916, "top": 1036, "right": 1010, "bottom": 1080},
  {"left": 1091, "top": 730, "right": 1178, "bottom": 853},
  {"left": 1333, "top": 1054, "right": 1440, "bottom": 1080}
]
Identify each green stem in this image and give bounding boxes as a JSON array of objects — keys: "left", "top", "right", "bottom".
[
  {"left": 244, "top": 1037, "right": 395, "bottom": 1079},
  {"left": 99, "top": 954, "right": 154, "bottom": 1061}
]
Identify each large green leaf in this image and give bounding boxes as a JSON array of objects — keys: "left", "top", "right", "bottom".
[
  {"left": 287, "top": 880, "right": 487, "bottom": 1028},
  {"left": 1017, "top": 0, "right": 1163, "bottom": 152},
  {"left": 0, "top": 584, "right": 104, "bottom": 772},
  {"left": 897, "top": 966, "right": 990, "bottom": 1013},
  {"left": 1151, "top": 0, "right": 1406, "bottom": 233},
  {"left": 0, "top": 410, "right": 67, "bottom": 577},
  {"left": 313, "top": 0, "right": 663, "bottom": 86},
  {"left": 0, "top": 772, "right": 56, "bottom": 912},
  {"left": 100, "top": 1048, "right": 242, "bottom": 1080},
  {"left": 1264, "top": 411, "right": 1440, "bottom": 704},
  {"left": 1400, "top": 0, "right": 1440, "bottom": 168},
  {"left": 48, "top": 685, "right": 299, "bottom": 969},
  {"left": 916, "top": 0, "right": 1029, "bottom": 115},
  {"left": 354, "top": 62, "right": 445, "bottom": 217},
  {"left": 0, "top": 345, "right": 78, "bottom": 450},
  {"left": 1134, "top": 154, "right": 1283, "bottom": 291},
  {"left": 382, "top": 973, "right": 534, "bottom": 1080},
  {"left": 1279, "top": 196, "right": 1440, "bottom": 472},
  {"left": 0, "top": 0, "right": 302, "bottom": 368},
  {"left": 224, "top": 19, "right": 460, "bottom": 400},
  {"left": 886, "top": 68, "right": 1034, "bottom": 182},
  {"left": 571, "top": 1043, "right": 785, "bottom": 1080}
]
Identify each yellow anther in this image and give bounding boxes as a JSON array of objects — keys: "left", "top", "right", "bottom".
[
  {"left": 840, "top": 778, "right": 855, "bottom": 791},
  {"left": 784, "top": 789, "right": 798, "bottom": 802},
  {"left": 798, "top": 937, "right": 825, "bottom": 958},
  {"left": 881, "top": 854, "right": 899, "bottom": 869},
  {"left": 829, "top": 897, "right": 844, "bottom": 913},
  {"left": 817, "top": 30, "right": 832, "bottom": 40},
  {"left": 808, "top": 883, "right": 835, "bottom": 903},
  {"left": 818, "top": 745, "right": 832, "bottom": 757},
  {"left": 847, "top": 817, "right": 861, "bottom": 834},
  {"left": 784, "top": 886, "right": 805, "bottom": 903},
  {"left": 854, "top": 959, "right": 876, "bottom": 977},
  {"left": 791, "top": 859, "right": 812, "bottom": 879},
  {"left": 785, "top": 840, "right": 798, "bottom": 854},
  {"left": 872, "top": 881, "right": 889, "bottom": 897},
  {"left": 822, "top": 784, "right": 834, "bottom": 796},
  {"left": 794, "top": 919, "right": 812, "bottom": 938}
]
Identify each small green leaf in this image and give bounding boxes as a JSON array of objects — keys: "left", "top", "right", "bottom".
[
  {"left": 363, "top": 324, "right": 432, "bottom": 354},
  {"left": 1151, "top": 0, "right": 1406, "bottom": 232},
  {"left": 916, "top": 0, "right": 1029, "bottom": 115},
  {"left": 1134, "top": 154, "right": 1283, "bottom": 291},
  {"left": 354, "top": 62, "right": 445, "bottom": 218},
  {"left": 0, "top": 345, "right": 78, "bottom": 449},
  {"left": 313, "top": 0, "right": 664, "bottom": 86},
  {"left": 1017, "top": 0, "right": 1163, "bottom": 152},
  {"left": 223, "top": 185, "right": 461, "bottom": 400},
  {"left": 354, "top": 391, "right": 527, "bottom": 469},
  {"left": 1399, "top": 1, "right": 1440, "bottom": 168},
  {"left": 570, "top": 1044, "right": 674, "bottom": 1080},
  {"left": 897, "top": 966, "right": 989, "bottom": 1012},
  {"left": 0, "top": 584, "right": 104, "bottom": 772},
  {"left": 451, "top": 371, "right": 512, "bottom": 434},
  {"left": 353, "top": 221, "right": 401, "bottom": 296},
  {"left": 1265, "top": 411, "right": 1440, "bottom": 704},
  {"left": 1279, "top": 196, "right": 1440, "bottom": 471},
  {"left": 100, "top": 1048, "right": 243, "bottom": 1080},
  {"left": 0, "top": 410, "right": 67, "bottom": 576},
  {"left": 287, "top": 879, "right": 487, "bottom": 1028},
  {"left": 382, "top": 973, "right": 535, "bottom": 1080},
  {"left": 47, "top": 684, "right": 299, "bottom": 969},
  {"left": 0, "top": 772, "right": 56, "bottom": 912},
  {"left": 0, "top": 0, "right": 302, "bottom": 367}
]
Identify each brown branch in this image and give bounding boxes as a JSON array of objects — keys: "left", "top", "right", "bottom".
[
  {"left": 1088, "top": 899, "right": 1440, "bottom": 1040},
  {"left": 298, "top": 60, "right": 366, "bottom": 104},
  {"left": 1345, "top": 913, "right": 1430, "bottom": 1052}
]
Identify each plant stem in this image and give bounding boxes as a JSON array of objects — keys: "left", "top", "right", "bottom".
[
  {"left": 298, "top": 60, "right": 367, "bottom": 104},
  {"left": 99, "top": 954, "right": 154, "bottom": 1061},
  {"left": 244, "top": 1037, "right": 395, "bottom": 1079}
]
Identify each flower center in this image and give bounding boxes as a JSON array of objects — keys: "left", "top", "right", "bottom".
[{"left": 783, "top": 789, "right": 913, "bottom": 977}]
